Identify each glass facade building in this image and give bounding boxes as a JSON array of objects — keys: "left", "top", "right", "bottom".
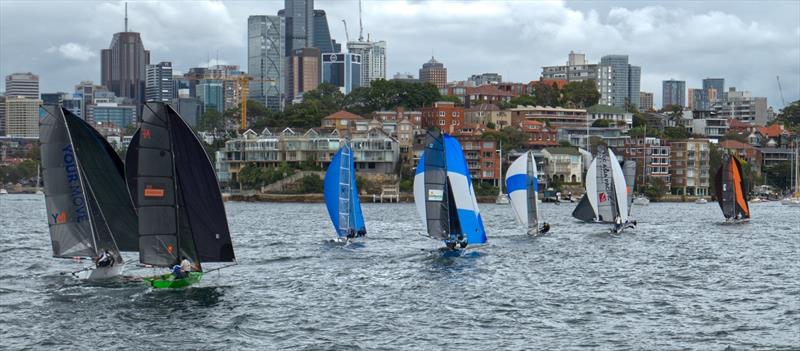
[
  {"left": 321, "top": 53, "right": 362, "bottom": 94},
  {"left": 196, "top": 80, "right": 225, "bottom": 114},
  {"left": 248, "top": 15, "right": 285, "bottom": 112}
]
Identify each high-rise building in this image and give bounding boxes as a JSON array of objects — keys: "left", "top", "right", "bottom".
[
  {"left": 312, "top": 10, "right": 334, "bottom": 53},
  {"left": 4, "top": 96, "right": 41, "bottom": 137},
  {"left": 145, "top": 61, "right": 174, "bottom": 102},
  {"left": 5, "top": 73, "right": 39, "bottom": 99},
  {"left": 419, "top": 56, "right": 447, "bottom": 89},
  {"left": 170, "top": 97, "right": 203, "bottom": 127},
  {"left": 662, "top": 79, "right": 686, "bottom": 108},
  {"left": 248, "top": 15, "right": 285, "bottom": 111},
  {"left": 41, "top": 92, "right": 69, "bottom": 105},
  {"left": 347, "top": 40, "right": 386, "bottom": 88},
  {"left": 0, "top": 95, "right": 5, "bottom": 136},
  {"left": 100, "top": 28, "right": 150, "bottom": 108},
  {"left": 196, "top": 80, "right": 225, "bottom": 113},
  {"left": 468, "top": 73, "right": 502, "bottom": 86},
  {"left": 688, "top": 88, "right": 711, "bottom": 111},
  {"left": 712, "top": 88, "right": 770, "bottom": 125},
  {"left": 281, "top": 0, "right": 313, "bottom": 56},
  {"left": 321, "top": 52, "right": 361, "bottom": 94},
  {"left": 541, "top": 51, "right": 598, "bottom": 82},
  {"left": 702, "top": 78, "right": 724, "bottom": 103},
  {"left": 286, "top": 47, "right": 321, "bottom": 102},
  {"left": 639, "top": 92, "right": 654, "bottom": 111},
  {"left": 88, "top": 103, "right": 137, "bottom": 128},
  {"left": 596, "top": 55, "right": 640, "bottom": 109}
]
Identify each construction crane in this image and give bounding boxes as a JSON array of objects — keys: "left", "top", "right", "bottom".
[
  {"left": 342, "top": 20, "right": 350, "bottom": 42},
  {"left": 358, "top": 0, "right": 364, "bottom": 41},
  {"left": 220, "top": 75, "right": 274, "bottom": 130},
  {"left": 777, "top": 75, "right": 787, "bottom": 108}
]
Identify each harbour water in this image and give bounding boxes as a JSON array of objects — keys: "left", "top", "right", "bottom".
[{"left": 1, "top": 194, "right": 798, "bottom": 349}]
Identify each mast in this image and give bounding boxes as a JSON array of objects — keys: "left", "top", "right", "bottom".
[
  {"left": 497, "top": 141, "right": 503, "bottom": 195},
  {"left": 338, "top": 140, "right": 352, "bottom": 235}
]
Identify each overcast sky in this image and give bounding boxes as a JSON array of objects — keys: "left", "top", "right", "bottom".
[{"left": 1, "top": 0, "right": 798, "bottom": 108}]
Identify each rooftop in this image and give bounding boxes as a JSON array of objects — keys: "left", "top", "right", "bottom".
[
  {"left": 544, "top": 146, "right": 581, "bottom": 156},
  {"left": 587, "top": 104, "right": 627, "bottom": 115},
  {"left": 322, "top": 110, "right": 364, "bottom": 120}
]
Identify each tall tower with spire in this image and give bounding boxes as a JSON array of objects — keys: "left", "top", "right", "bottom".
[{"left": 101, "top": 2, "right": 150, "bottom": 116}]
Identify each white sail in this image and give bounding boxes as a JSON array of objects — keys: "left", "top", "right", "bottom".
[
  {"left": 506, "top": 151, "right": 539, "bottom": 234},
  {"left": 608, "top": 148, "right": 629, "bottom": 223}
]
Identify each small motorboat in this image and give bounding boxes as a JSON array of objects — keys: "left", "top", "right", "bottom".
[{"left": 695, "top": 198, "right": 708, "bottom": 204}]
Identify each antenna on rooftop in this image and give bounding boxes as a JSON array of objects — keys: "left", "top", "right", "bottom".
[
  {"left": 358, "top": 0, "right": 364, "bottom": 42},
  {"left": 124, "top": 2, "right": 128, "bottom": 32}
]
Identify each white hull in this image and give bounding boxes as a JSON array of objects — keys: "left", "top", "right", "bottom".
[
  {"left": 633, "top": 197, "right": 650, "bottom": 206},
  {"left": 74, "top": 264, "right": 124, "bottom": 280},
  {"left": 495, "top": 194, "right": 509, "bottom": 204},
  {"left": 695, "top": 198, "right": 708, "bottom": 204},
  {"left": 0, "top": 189, "right": 8, "bottom": 194}
]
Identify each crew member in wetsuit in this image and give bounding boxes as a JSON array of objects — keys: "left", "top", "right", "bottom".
[
  {"left": 540, "top": 222, "right": 550, "bottom": 234},
  {"left": 95, "top": 250, "right": 114, "bottom": 268},
  {"left": 356, "top": 228, "right": 366, "bottom": 238}
]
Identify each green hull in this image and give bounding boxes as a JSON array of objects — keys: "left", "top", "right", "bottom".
[{"left": 144, "top": 272, "right": 203, "bottom": 289}]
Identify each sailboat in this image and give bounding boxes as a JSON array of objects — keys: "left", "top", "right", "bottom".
[
  {"left": 39, "top": 105, "right": 138, "bottom": 279},
  {"left": 715, "top": 153, "right": 750, "bottom": 223},
  {"left": 506, "top": 151, "right": 547, "bottom": 235},
  {"left": 414, "top": 130, "right": 487, "bottom": 254},
  {"left": 323, "top": 140, "right": 366, "bottom": 242},
  {"left": 622, "top": 159, "right": 640, "bottom": 210},
  {"left": 495, "top": 141, "right": 509, "bottom": 204},
  {"left": 126, "top": 103, "right": 235, "bottom": 288},
  {"left": 571, "top": 145, "right": 631, "bottom": 233}
]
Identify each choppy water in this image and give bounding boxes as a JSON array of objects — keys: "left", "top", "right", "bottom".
[{"left": 1, "top": 194, "right": 798, "bottom": 350}]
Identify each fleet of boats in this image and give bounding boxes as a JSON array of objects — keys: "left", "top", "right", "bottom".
[{"left": 31, "top": 103, "right": 786, "bottom": 287}]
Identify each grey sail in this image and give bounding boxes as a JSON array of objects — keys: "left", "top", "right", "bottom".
[
  {"left": 40, "top": 106, "right": 96, "bottom": 258},
  {"left": 526, "top": 152, "right": 539, "bottom": 234},
  {"left": 423, "top": 130, "right": 451, "bottom": 240},
  {"left": 623, "top": 160, "right": 636, "bottom": 216},
  {"left": 572, "top": 194, "right": 595, "bottom": 222},
  {"left": 594, "top": 145, "right": 617, "bottom": 222}
]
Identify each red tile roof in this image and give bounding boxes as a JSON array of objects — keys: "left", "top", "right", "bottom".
[
  {"left": 322, "top": 110, "right": 364, "bottom": 120},
  {"left": 758, "top": 124, "right": 787, "bottom": 138},
  {"left": 532, "top": 79, "right": 568, "bottom": 90},
  {"left": 466, "top": 85, "right": 514, "bottom": 97},
  {"left": 719, "top": 139, "right": 753, "bottom": 150}
]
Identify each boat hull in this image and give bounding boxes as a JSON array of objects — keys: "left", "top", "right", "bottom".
[
  {"left": 144, "top": 272, "right": 203, "bottom": 289},
  {"left": 74, "top": 264, "right": 124, "bottom": 280}
]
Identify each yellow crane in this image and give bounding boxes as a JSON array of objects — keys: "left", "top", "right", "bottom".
[{"left": 227, "top": 75, "right": 276, "bottom": 130}]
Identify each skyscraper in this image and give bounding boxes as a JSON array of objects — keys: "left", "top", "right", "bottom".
[
  {"left": 347, "top": 40, "right": 386, "bottom": 88},
  {"left": 0, "top": 95, "right": 5, "bottom": 136},
  {"left": 662, "top": 79, "right": 686, "bottom": 108},
  {"left": 5, "top": 72, "right": 39, "bottom": 99},
  {"left": 101, "top": 25, "right": 150, "bottom": 109},
  {"left": 248, "top": 15, "right": 285, "bottom": 111},
  {"left": 596, "top": 55, "right": 641, "bottom": 109},
  {"left": 419, "top": 57, "right": 447, "bottom": 89},
  {"left": 702, "top": 78, "right": 724, "bottom": 103},
  {"left": 541, "top": 51, "right": 598, "bottom": 82},
  {"left": 146, "top": 62, "right": 174, "bottom": 102},
  {"left": 312, "top": 10, "right": 334, "bottom": 53},
  {"left": 286, "top": 47, "right": 321, "bottom": 102},
  {"left": 4, "top": 96, "right": 41, "bottom": 137},
  {"left": 281, "top": 0, "right": 313, "bottom": 56},
  {"left": 196, "top": 80, "right": 225, "bottom": 113},
  {"left": 322, "top": 53, "right": 361, "bottom": 94}
]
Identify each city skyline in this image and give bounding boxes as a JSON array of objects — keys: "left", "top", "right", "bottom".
[{"left": 1, "top": 0, "right": 798, "bottom": 108}]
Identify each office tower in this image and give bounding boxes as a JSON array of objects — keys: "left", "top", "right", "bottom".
[
  {"left": 347, "top": 40, "right": 386, "bottom": 88},
  {"left": 196, "top": 80, "right": 225, "bottom": 113},
  {"left": 286, "top": 47, "right": 321, "bottom": 102},
  {"left": 321, "top": 53, "right": 361, "bottom": 94},
  {"left": 419, "top": 57, "right": 447, "bottom": 89},
  {"left": 145, "top": 61, "right": 174, "bottom": 102},
  {"left": 596, "top": 55, "right": 641, "bottom": 109},
  {"left": 5, "top": 73, "right": 39, "bottom": 99},
  {"left": 248, "top": 15, "right": 285, "bottom": 111},
  {"left": 101, "top": 24, "right": 150, "bottom": 107},
  {"left": 702, "top": 78, "right": 724, "bottom": 102},
  {"left": 639, "top": 92, "right": 654, "bottom": 111},
  {"left": 312, "top": 10, "right": 334, "bottom": 53},
  {"left": 662, "top": 79, "right": 686, "bottom": 108},
  {"left": 281, "top": 0, "right": 313, "bottom": 56},
  {"left": 4, "top": 96, "right": 41, "bottom": 137}
]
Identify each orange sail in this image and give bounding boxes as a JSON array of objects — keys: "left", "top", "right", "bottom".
[{"left": 730, "top": 157, "right": 750, "bottom": 218}]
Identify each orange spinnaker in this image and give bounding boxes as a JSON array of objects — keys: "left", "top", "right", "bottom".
[{"left": 730, "top": 158, "right": 749, "bottom": 218}]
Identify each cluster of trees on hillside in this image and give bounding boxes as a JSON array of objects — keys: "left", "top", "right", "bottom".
[{"left": 498, "top": 80, "right": 601, "bottom": 109}]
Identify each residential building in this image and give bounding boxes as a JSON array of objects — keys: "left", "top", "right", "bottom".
[
  {"left": 541, "top": 147, "right": 583, "bottom": 183},
  {"left": 5, "top": 73, "right": 39, "bottom": 99},
  {"left": 145, "top": 61, "right": 174, "bottom": 102},
  {"left": 557, "top": 126, "right": 629, "bottom": 151},
  {"left": 712, "top": 87, "right": 769, "bottom": 125},
  {"left": 420, "top": 101, "right": 464, "bottom": 134},
  {"left": 196, "top": 80, "right": 224, "bottom": 113},
  {"left": 596, "top": 55, "right": 640, "bottom": 109},
  {"left": 0, "top": 95, "right": 5, "bottom": 136},
  {"left": 453, "top": 125, "right": 500, "bottom": 184},
  {"left": 719, "top": 139, "right": 762, "bottom": 175},
  {"left": 662, "top": 79, "right": 686, "bottom": 108},
  {"left": 702, "top": 78, "right": 724, "bottom": 103},
  {"left": 4, "top": 96, "right": 41, "bottom": 137},
  {"left": 280, "top": 0, "right": 313, "bottom": 55},
  {"left": 758, "top": 147, "right": 795, "bottom": 167},
  {"left": 321, "top": 110, "right": 365, "bottom": 131},
  {"left": 509, "top": 105, "right": 588, "bottom": 129},
  {"left": 468, "top": 73, "right": 502, "bottom": 86},
  {"left": 669, "top": 138, "right": 710, "bottom": 196},
  {"left": 587, "top": 104, "right": 633, "bottom": 130},
  {"left": 419, "top": 57, "right": 447, "bottom": 89},
  {"left": 690, "top": 115, "right": 728, "bottom": 138},
  {"left": 439, "top": 84, "right": 513, "bottom": 108},
  {"left": 688, "top": 88, "right": 711, "bottom": 111},
  {"left": 101, "top": 30, "right": 150, "bottom": 108},
  {"left": 286, "top": 47, "right": 321, "bottom": 102},
  {"left": 347, "top": 40, "right": 386, "bottom": 87},
  {"left": 496, "top": 82, "right": 530, "bottom": 97},
  {"left": 87, "top": 103, "right": 137, "bottom": 128},
  {"left": 371, "top": 108, "right": 422, "bottom": 129},
  {"left": 248, "top": 15, "right": 285, "bottom": 111},
  {"left": 517, "top": 120, "right": 558, "bottom": 148},
  {"left": 623, "top": 137, "right": 672, "bottom": 189},
  {"left": 321, "top": 52, "right": 361, "bottom": 94},
  {"left": 541, "top": 51, "right": 598, "bottom": 82},
  {"left": 639, "top": 92, "right": 654, "bottom": 111},
  {"left": 465, "top": 103, "right": 512, "bottom": 129},
  {"left": 170, "top": 97, "right": 203, "bottom": 128}
]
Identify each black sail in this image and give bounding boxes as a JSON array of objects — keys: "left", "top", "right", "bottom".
[
  {"left": 571, "top": 194, "right": 595, "bottom": 222},
  {"left": 423, "top": 130, "right": 451, "bottom": 240},
  {"left": 125, "top": 130, "right": 140, "bottom": 209},
  {"left": 64, "top": 110, "right": 138, "bottom": 252}
]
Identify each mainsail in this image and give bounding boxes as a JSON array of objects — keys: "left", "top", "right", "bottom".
[
  {"left": 571, "top": 145, "right": 629, "bottom": 224},
  {"left": 715, "top": 154, "right": 750, "bottom": 219},
  {"left": 506, "top": 151, "right": 540, "bottom": 235},
  {"left": 40, "top": 106, "right": 137, "bottom": 260},
  {"left": 623, "top": 160, "right": 636, "bottom": 216},
  {"left": 414, "top": 130, "right": 487, "bottom": 245},
  {"left": 129, "top": 103, "right": 235, "bottom": 269},
  {"left": 323, "top": 141, "right": 366, "bottom": 238}
]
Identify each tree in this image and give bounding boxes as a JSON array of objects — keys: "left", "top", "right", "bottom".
[
  {"left": 298, "top": 174, "right": 324, "bottom": 193},
  {"left": 508, "top": 94, "right": 538, "bottom": 107},
  {"left": 198, "top": 109, "right": 223, "bottom": 132},
  {"left": 531, "top": 81, "right": 561, "bottom": 107},
  {"left": 642, "top": 176, "right": 668, "bottom": 201},
  {"left": 628, "top": 126, "right": 663, "bottom": 138},
  {"left": 481, "top": 127, "right": 526, "bottom": 153},
  {"left": 562, "top": 79, "right": 600, "bottom": 108},
  {"left": 592, "top": 119, "right": 612, "bottom": 127},
  {"left": 779, "top": 100, "right": 800, "bottom": 132},
  {"left": 559, "top": 140, "right": 572, "bottom": 147},
  {"left": 632, "top": 112, "right": 647, "bottom": 128},
  {"left": 237, "top": 164, "right": 262, "bottom": 188},
  {"left": 664, "top": 126, "right": 689, "bottom": 140}
]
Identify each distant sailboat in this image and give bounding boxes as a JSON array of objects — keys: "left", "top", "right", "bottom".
[
  {"left": 506, "top": 151, "right": 548, "bottom": 235},
  {"left": 127, "top": 103, "right": 235, "bottom": 288},
  {"left": 323, "top": 140, "right": 366, "bottom": 241},
  {"left": 715, "top": 154, "right": 750, "bottom": 223},
  {"left": 39, "top": 105, "right": 138, "bottom": 279},
  {"left": 414, "top": 130, "right": 487, "bottom": 254},
  {"left": 572, "top": 145, "right": 631, "bottom": 233}
]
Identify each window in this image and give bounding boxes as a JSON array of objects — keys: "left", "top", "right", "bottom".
[
  {"left": 439, "top": 119, "right": 446, "bottom": 125},
  {"left": 452, "top": 112, "right": 459, "bottom": 117},
  {"left": 438, "top": 111, "right": 445, "bottom": 117}
]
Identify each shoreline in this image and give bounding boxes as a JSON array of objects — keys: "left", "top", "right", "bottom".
[{"left": 223, "top": 193, "right": 718, "bottom": 203}]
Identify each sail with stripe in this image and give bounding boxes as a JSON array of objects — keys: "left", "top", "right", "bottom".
[
  {"left": 323, "top": 141, "right": 366, "bottom": 239},
  {"left": 506, "top": 151, "right": 540, "bottom": 235},
  {"left": 715, "top": 154, "right": 750, "bottom": 220},
  {"left": 414, "top": 130, "right": 487, "bottom": 246}
]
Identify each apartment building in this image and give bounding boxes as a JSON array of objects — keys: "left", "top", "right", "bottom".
[{"left": 669, "top": 138, "right": 710, "bottom": 196}]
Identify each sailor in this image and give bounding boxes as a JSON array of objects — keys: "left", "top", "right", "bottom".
[
  {"left": 95, "top": 249, "right": 114, "bottom": 268},
  {"left": 172, "top": 264, "right": 185, "bottom": 279},
  {"left": 346, "top": 228, "right": 356, "bottom": 239},
  {"left": 613, "top": 216, "right": 623, "bottom": 233},
  {"left": 540, "top": 223, "right": 550, "bottom": 234},
  {"left": 356, "top": 228, "right": 366, "bottom": 238}
]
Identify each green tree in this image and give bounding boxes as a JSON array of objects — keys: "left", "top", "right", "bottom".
[
  {"left": 632, "top": 112, "right": 647, "bottom": 128},
  {"left": 485, "top": 121, "right": 497, "bottom": 130},
  {"left": 559, "top": 140, "right": 572, "bottom": 147},
  {"left": 508, "top": 94, "right": 538, "bottom": 107},
  {"left": 778, "top": 100, "right": 800, "bottom": 131},
  {"left": 562, "top": 79, "right": 600, "bottom": 108},
  {"left": 237, "top": 164, "right": 262, "bottom": 188},
  {"left": 642, "top": 176, "right": 668, "bottom": 201},
  {"left": 592, "top": 119, "right": 612, "bottom": 127},
  {"left": 298, "top": 174, "right": 324, "bottom": 193},
  {"left": 531, "top": 81, "right": 561, "bottom": 107},
  {"left": 439, "top": 95, "right": 463, "bottom": 106},
  {"left": 198, "top": 109, "right": 223, "bottom": 131},
  {"left": 663, "top": 126, "right": 689, "bottom": 140}
]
